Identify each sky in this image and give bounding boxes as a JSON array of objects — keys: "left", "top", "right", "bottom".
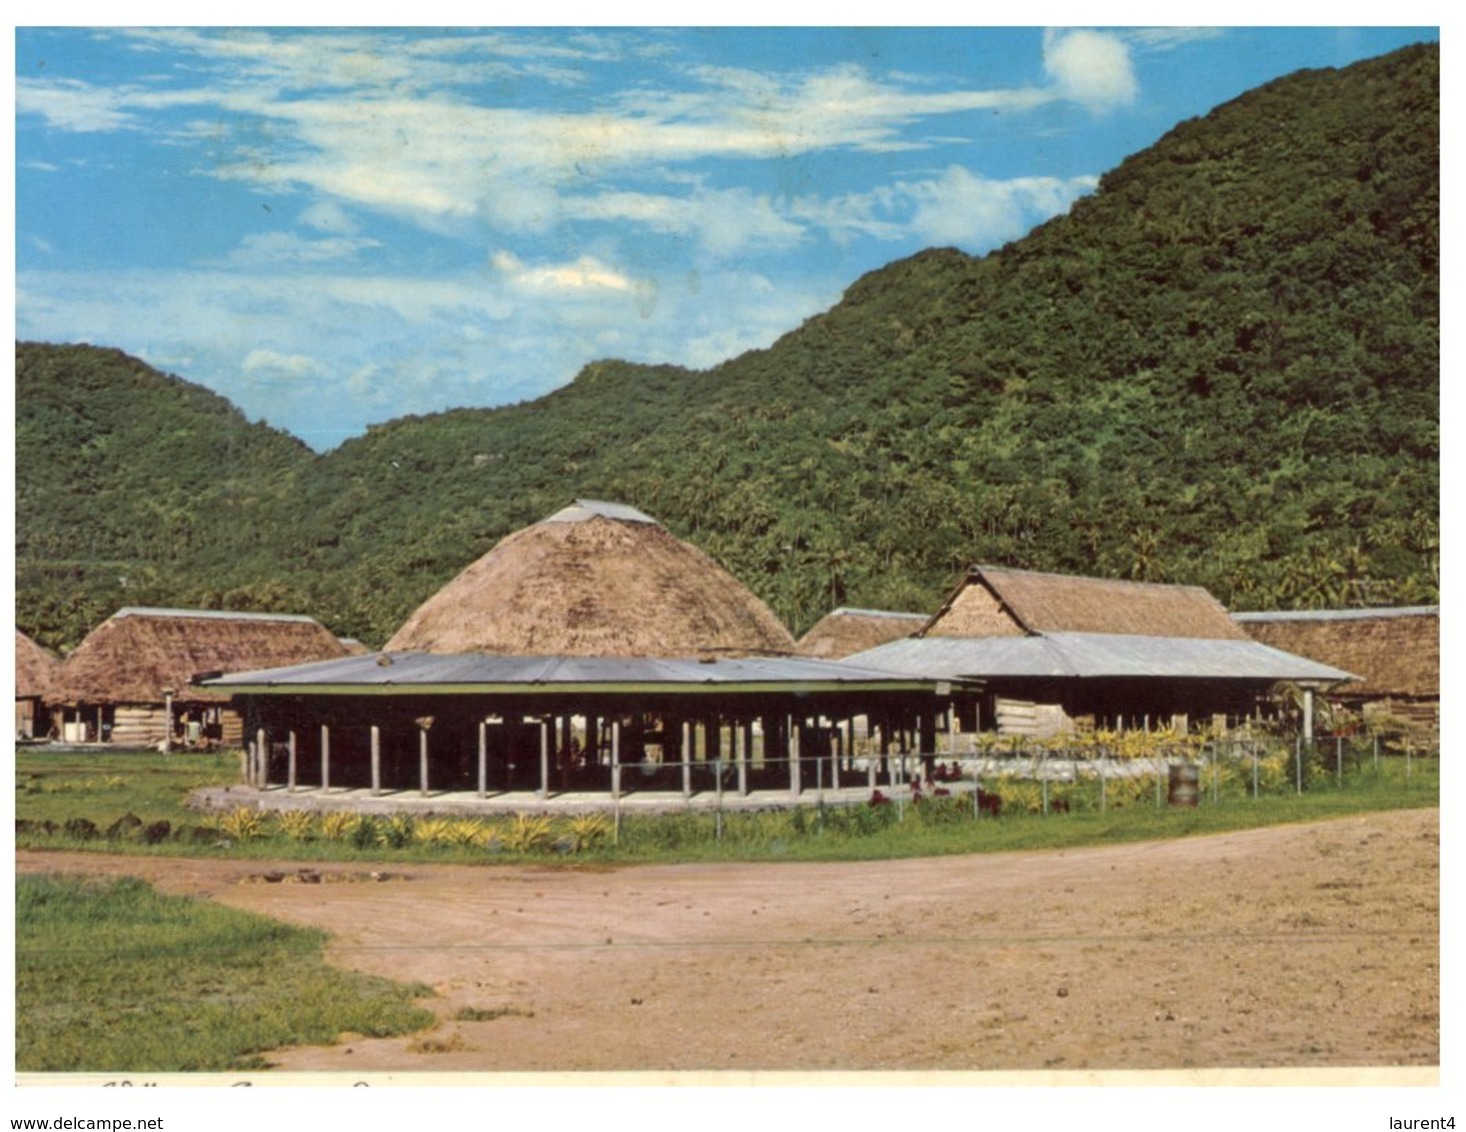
[{"left": 14, "top": 24, "right": 1441, "bottom": 451}]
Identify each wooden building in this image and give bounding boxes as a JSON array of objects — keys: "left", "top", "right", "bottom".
[
  {"left": 202, "top": 501, "right": 952, "bottom": 798},
  {"left": 1234, "top": 607, "right": 1439, "bottom": 734},
  {"left": 48, "top": 607, "right": 351, "bottom": 747},
  {"left": 847, "top": 566, "right": 1352, "bottom": 738},
  {"left": 796, "top": 608, "right": 927, "bottom": 660},
  {"left": 15, "top": 630, "right": 60, "bottom": 740}
]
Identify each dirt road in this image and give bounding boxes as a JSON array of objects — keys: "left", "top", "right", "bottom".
[{"left": 16, "top": 808, "right": 1439, "bottom": 1074}]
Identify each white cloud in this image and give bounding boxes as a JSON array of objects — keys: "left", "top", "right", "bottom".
[
  {"left": 1043, "top": 29, "right": 1139, "bottom": 111},
  {"left": 491, "top": 250, "right": 637, "bottom": 294},
  {"left": 242, "top": 349, "right": 331, "bottom": 382},
  {"left": 299, "top": 200, "right": 359, "bottom": 234},
  {"left": 222, "top": 231, "right": 381, "bottom": 266},
  {"left": 16, "top": 79, "right": 136, "bottom": 132},
  {"left": 901, "top": 166, "right": 1098, "bottom": 249}
]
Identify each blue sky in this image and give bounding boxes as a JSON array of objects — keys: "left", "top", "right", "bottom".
[{"left": 15, "top": 25, "right": 1439, "bottom": 451}]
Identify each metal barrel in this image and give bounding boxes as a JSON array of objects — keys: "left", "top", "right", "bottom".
[{"left": 1168, "top": 762, "right": 1200, "bottom": 807}]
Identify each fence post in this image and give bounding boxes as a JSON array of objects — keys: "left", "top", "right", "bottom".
[
  {"left": 1099, "top": 750, "right": 1106, "bottom": 814},
  {"left": 715, "top": 757, "right": 724, "bottom": 843},
  {"left": 1295, "top": 736, "right": 1302, "bottom": 795},
  {"left": 1156, "top": 757, "right": 1163, "bottom": 809},
  {"left": 1335, "top": 736, "right": 1342, "bottom": 787}
]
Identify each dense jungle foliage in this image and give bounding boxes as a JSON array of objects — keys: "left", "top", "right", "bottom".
[{"left": 15, "top": 44, "right": 1438, "bottom": 653}]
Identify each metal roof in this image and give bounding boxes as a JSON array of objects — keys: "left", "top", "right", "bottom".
[
  {"left": 200, "top": 651, "right": 941, "bottom": 695},
  {"left": 846, "top": 632, "right": 1354, "bottom": 683},
  {"left": 1234, "top": 606, "right": 1439, "bottom": 623}
]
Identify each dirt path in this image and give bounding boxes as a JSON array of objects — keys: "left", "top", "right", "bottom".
[{"left": 16, "top": 809, "right": 1439, "bottom": 1073}]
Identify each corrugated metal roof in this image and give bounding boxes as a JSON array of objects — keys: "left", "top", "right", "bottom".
[
  {"left": 201, "top": 651, "right": 936, "bottom": 692},
  {"left": 846, "top": 632, "right": 1354, "bottom": 682},
  {"left": 542, "top": 499, "right": 658, "bottom": 525},
  {"left": 1234, "top": 607, "right": 1439, "bottom": 623}
]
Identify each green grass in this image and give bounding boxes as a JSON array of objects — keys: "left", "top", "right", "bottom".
[
  {"left": 15, "top": 873, "right": 435, "bottom": 1072},
  {"left": 15, "top": 746, "right": 1438, "bottom": 867},
  {"left": 15, "top": 750, "right": 238, "bottom": 828}
]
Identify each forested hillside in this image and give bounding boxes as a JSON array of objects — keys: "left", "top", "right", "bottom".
[{"left": 15, "top": 43, "right": 1438, "bottom": 652}]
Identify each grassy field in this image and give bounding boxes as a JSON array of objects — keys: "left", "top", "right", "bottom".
[
  {"left": 15, "top": 872, "right": 436, "bottom": 1072},
  {"left": 14, "top": 746, "right": 1439, "bottom": 866}
]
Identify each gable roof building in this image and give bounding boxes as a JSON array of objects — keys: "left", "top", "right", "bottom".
[
  {"left": 848, "top": 566, "right": 1351, "bottom": 736},
  {"left": 1234, "top": 606, "right": 1438, "bottom": 732}
]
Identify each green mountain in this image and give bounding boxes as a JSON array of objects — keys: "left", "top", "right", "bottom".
[{"left": 15, "top": 43, "right": 1439, "bottom": 653}]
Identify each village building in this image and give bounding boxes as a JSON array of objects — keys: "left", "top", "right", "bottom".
[
  {"left": 202, "top": 502, "right": 955, "bottom": 802},
  {"left": 845, "top": 566, "right": 1352, "bottom": 738},
  {"left": 48, "top": 607, "right": 351, "bottom": 747},
  {"left": 796, "top": 608, "right": 928, "bottom": 660},
  {"left": 15, "top": 629, "right": 60, "bottom": 741},
  {"left": 1233, "top": 607, "right": 1439, "bottom": 735}
]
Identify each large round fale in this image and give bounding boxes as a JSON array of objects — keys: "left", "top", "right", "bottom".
[{"left": 385, "top": 500, "right": 796, "bottom": 658}]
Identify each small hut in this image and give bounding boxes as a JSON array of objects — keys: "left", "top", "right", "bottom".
[
  {"left": 15, "top": 630, "right": 61, "bottom": 740},
  {"left": 848, "top": 566, "right": 1351, "bottom": 737},
  {"left": 1234, "top": 607, "right": 1439, "bottom": 734},
  {"left": 796, "top": 608, "right": 927, "bottom": 660},
  {"left": 387, "top": 499, "right": 797, "bottom": 657},
  {"left": 49, "top": 607, "right": 350, "bottom": 747}
]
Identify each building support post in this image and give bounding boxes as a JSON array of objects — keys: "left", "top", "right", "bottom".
[
  {"left": 1302, "top": 686, "right": 1316, "bottom": 744},
  {"left": 287, "top": 730, "right": 297, "bottom": 793},
  {"left": 538, "top": 719, "right": 550, "bottom": 800},
  {"left": 163, "top": 689, "right": 175, "bottom": 754},
  {"left": 419, "top": 728, "right": 430, "bottom": 798},
  {"left": 611, "top": 720, "right": 622, "bottom": 800},
  {"left": 682, "top": 721, "right": 693, "bottom": 800},
  {"left": 256, "top": 728, "right": 267, "bottom": 788},
  {"left": 737, "top": 722, "right": 749, "bottom": 797},
  {"left": 320, "top": 724, "right": 330, "bottom": 793},
  {"left": 478, "top": 721, "right": 488, "bottom": 800},
  {"left": 789, "top": 716, "right": 802, "bottom": 799},
  {"left": 370, "top": 725, "right": 381, "bottom": 797}
]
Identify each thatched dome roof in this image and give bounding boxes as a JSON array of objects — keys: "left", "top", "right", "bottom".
[
  {"left": 15, "top": 630, "right": 60, "bottom": 698},
  {"left": 796, "top": 608, "right": 927, "bottom": 660},
  {"left": 385, "top": 500, "right": 796, "bottom": 658}
]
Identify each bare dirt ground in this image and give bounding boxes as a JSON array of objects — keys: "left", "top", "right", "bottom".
[{"left": 16, "top": 808, "right": 1439, "bottom": 1075}]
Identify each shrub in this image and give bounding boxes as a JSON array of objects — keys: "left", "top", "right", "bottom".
[
  {"left": 379, "top": 814, "right": 415, "bottom": 849},
  {"left": 500, "top": 813, "right": 554, "bottom": 854},
  {"left": 274, "top": 811, "right": 317, "bottom": 841},
  {"left": 565, "top": 812, "right": 610, "bottom": 852},
  {"left": 319, "top": 811, "right": 359, "bottom": 841},
  {"left": 350, "top": 815, "right": 380, "bottom": 849},
  {"left": 219, "top": 807, "right": 266, "bottom": 842}
]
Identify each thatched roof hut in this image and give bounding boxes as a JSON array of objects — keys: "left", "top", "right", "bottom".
[
  {"left": 15, "top": 630, "right": 60, "bottom": 699},
  {"left": 386, "top": 500, "right": 796, "bottom": 658},
  {"left": 796, "top": 608, "right": 926, "bottom": 660},
  {"left": 1234, "top": 608, "right": 1438, "bottom": 726},
  {"left": 923, "top": 565, "right": 1247, "bottom": 640},
  {"left": 52, "top": 607, "right": 350, "bottom": 707}
]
